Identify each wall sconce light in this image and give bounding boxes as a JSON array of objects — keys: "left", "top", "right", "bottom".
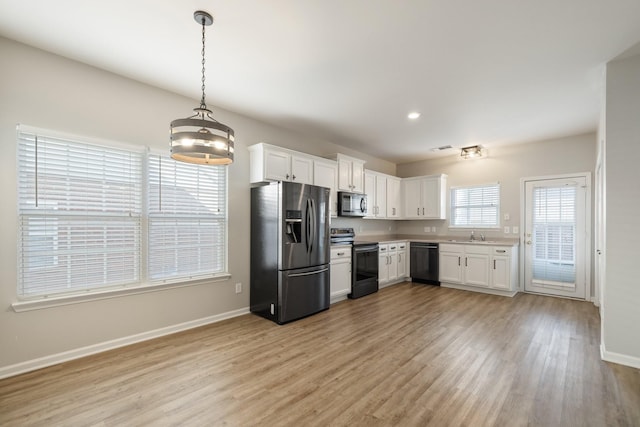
[{"left": 461, "top": 145, "right": 485, "bottom": 159}]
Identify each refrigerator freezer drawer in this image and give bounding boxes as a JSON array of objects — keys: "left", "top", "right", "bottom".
[{"left": 278, "top": 265, "right": 330, "bottom": 324}]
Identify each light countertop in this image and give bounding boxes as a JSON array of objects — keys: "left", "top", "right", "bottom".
[{"left": 353, "top": 234, "right": 520, "bottom": 247}]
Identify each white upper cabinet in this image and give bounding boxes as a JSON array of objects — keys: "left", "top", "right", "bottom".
[
  {"left": 249, "top": 143, "right": 314, "bottom": 184},
  {"left": 386, "top": 176, "right": 402, "bottom": 218},
  {"left": 313, "top": 159, "right": 338, "bottom": 217},
  {"left": 402, "top": 174, "right": 447, "bottom": 219},
  {"left": 335, "top": 154, "right": 365, "bottom": 193}
]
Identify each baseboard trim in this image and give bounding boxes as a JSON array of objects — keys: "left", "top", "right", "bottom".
[
  {"left": 0, "top": 307, "right": 250, "bottom": 380},
  {"left": 600, "top": 343, "right": 640, "bottom": 369},
  {"left": 441, "top": 282, "right": 517, "bottom": 297}
]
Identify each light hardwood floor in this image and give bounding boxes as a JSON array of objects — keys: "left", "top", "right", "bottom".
[{"left": 1, "top": 283, "right": 639, "bottom": 426}]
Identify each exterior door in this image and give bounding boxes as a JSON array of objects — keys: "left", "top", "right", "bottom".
[{"left": 523, "top": 175, "right": 589, "bottom": 299}]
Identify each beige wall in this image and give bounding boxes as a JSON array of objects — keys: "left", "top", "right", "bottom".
[
  {"left": 602, "top": 48, "right": 640, "bottom": 364},
  {"left": 396, "top": 133, "right": 597, "bottom": 241},
  {"left": 0, "top": 37, "right": 394, "bottom": 373}
]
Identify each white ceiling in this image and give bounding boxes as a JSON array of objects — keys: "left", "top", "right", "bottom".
[{"left": 1, "top": 1, "right": 640, "bottom": 163}]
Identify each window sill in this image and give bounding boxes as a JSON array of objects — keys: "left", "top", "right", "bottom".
[
  {"left": 11, "top": 274, "right": 232, "bottom": 313},
  {"left": 448, "top": 226, "right": 501, "bottom": 230}
]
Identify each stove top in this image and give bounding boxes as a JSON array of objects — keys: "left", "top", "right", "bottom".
[{"left": 330, "top": 227, "right": 355, "bottom": 245}]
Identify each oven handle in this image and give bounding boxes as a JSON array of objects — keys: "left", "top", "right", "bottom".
[{"left": 354, "top": 245, "right": 379, "bottom": 253}]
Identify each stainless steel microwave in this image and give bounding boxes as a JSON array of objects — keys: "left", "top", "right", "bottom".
[{"left": 337, "top": 191, "right": 367, "bottom": 217}]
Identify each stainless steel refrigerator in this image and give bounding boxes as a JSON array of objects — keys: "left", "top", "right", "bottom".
[{"left": 250, "top": 181, "right": 331, "bottom": 324}]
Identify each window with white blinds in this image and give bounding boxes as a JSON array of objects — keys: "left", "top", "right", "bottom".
[
  {"left": 450, "top": 183, "right": 500, "bottom": 228},
  {"left": 148, "top": 154, "right": 227, "bottom": 282},
  {"left": 532, "top": 185, "right": 576, "bottom": 284},
  {"left": 17, "top": 127, "right": 228, "bottom": 298}
]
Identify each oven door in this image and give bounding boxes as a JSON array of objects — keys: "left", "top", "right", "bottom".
[{"left": 350, "top": 244, "right": 379, "bottom": 298}]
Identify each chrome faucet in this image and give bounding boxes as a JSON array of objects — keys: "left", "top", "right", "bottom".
[
  {"left": 470, "top": 230, "right": 475, "bottom": 241},
  {"left": 480, "top": 233, "right": 486, "bottom": 241}
]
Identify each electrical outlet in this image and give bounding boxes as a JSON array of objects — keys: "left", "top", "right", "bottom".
[
  {"left": 504, "top": 226, "right": 510, "bottom": 234},
  {"left": 504, "top": 213, "right": 510, "bottom": 221},
  {"left": 512, "top": 226, "right": 519, "bottom": 234},
  {"left": 432, "top": 226, "right": 437, "bottom": 233},
  {"left": 235, "top": 283, "right": 242, "bottom": 294}
]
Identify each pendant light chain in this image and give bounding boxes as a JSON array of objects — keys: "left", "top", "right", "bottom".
[{"left": 200, "top": 17, "right": 207, "bottom": 110}]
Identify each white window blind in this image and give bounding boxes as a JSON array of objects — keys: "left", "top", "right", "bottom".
[
  {"left": 17, "top": 129, "right": 142, "bottom": 297},
  {"left": 450, "top": 183, "right": 500, "bottom": 227},
  {"left": 148, "top": 154, "right": 227, "bottom": 282},
  {"left": 532, "top": 185, "right": 576, "bottom": 285}
]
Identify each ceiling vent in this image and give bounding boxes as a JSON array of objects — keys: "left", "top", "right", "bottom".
[{"left": 431, "top": 145, "right": 453, "bottom": 152}]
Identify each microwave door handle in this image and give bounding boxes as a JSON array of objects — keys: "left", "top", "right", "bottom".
[{"left": 360, "top": 197, "right": 366, "bottom": 214}]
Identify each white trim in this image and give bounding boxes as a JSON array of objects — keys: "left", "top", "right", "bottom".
[
  {"left": 441, "top": 282, "right": 518, "bottom": 297},
  {"left": 519, "top": 172, "right": 592, "bottom": 302},
  {"left": 600, "top": 343, "right": 640, "bottom": 369},
  {"left": 11, "top": 274, "right": 231, "bottom": 312},
  {"left": 0, "top": 306, "right": 249, "bottom": 380}
]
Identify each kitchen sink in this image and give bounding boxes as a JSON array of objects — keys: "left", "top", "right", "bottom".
[{"left": 446, "top": 239, "right": 496, "bottom": 244}]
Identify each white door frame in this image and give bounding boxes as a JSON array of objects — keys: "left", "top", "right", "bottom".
[{"left": 519, "top": 172, "right": 592, "bottom": 301}]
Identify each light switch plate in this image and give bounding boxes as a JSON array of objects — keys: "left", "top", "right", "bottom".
[
  {"left": 504, "top": 213, "right": 510, "bottom": 221},
  {"left": 504, "top": 226, "right": 510, "bottom": 234},
  {"left": 512, "top": 226, "right": 519, "bottom": 234},
  {"left": 432, "top": 226, "right": 437, "bottom": 233}
]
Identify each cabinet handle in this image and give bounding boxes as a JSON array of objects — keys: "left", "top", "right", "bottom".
[
  {"left": 458, "top": 256, "right": 461, "bottom": 266},
  {"left": 286, "top": 174, "right": 290, "bottom": 180},
  {"left": 337, "top": 252, "right": 345, "bottom": 256},
  {"left": 422, "top": 207, "right": 425, "bottom": 215},
  {"left": 493, "top": 260, "right": 496, "bottom": 269},
  {"left": 292, "top": 174, "right": 296, "bottom": 180},
  {"left": 392, "top": 207, "right": 396, "bottom": 216},
  {"left": 417, "top": 207, "right": 420, "bottom": 215},
  {"left": 465, "top": 257, "right": 468, "bottom": 267},
  {"left": 496, "top": 250, "right": 506, "bottom": 253}
]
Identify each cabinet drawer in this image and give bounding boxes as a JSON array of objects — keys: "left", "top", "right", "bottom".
[
  {"left": 439, "top": 243, "right": 464, "bottom": 253},
  {"left": 378, "top": 244, "right": 389, "bottom": 253},
  {"left": 465, "top": 245, "right": 490, "bottom": 255},
  {"left": 491, "top": 246, "right": 511, "bottom": 255},
  {"left": 397, "top": 242, "right": 407, "bottom": 250},
  {"left": 387, "top": 242, "right": 399, "bottom": 252},
  {"left": 330, "top": 247, "right": 352, "bottom": 261}
]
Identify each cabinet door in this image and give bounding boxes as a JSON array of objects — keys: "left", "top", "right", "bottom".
[
  {"left": 422, "top": 176, "right": 446, "bottom": 219},
  {"left": 330, "top": 259, "right": 351, "bottom": 298},
  {"left": 378, "top": 253, "right": 390, "bottom": 283},
  {"left": 439, "top": 252, "right": 463, "bottom": 284},
  {"left": 491, "top": 255, "right": 510, "bottom": 290},
  {"left": 465, "top": 253, "right": 490, "bottom": 287},
  {"left": 375, "top": 175, "right": 387, "bottom": 218},
  {"left": 403, "top": 179, "right": 422, "bottom": 219},
  {"left": 363, "top": 172, "right": 376, "bottom": 218},
  {"left": 351, "top": 161, "right": 365, "bottom": 193},
  {"left": 386, "top": 177, "right": 401, "bottom": 218},
  {"left": 337, "top": 158, "right": 352, "bottom": 191},
  {"left": 397, "top": 250, "right": 407, "bottom": 278},
  {"left": 291, "top": 155, "right": 314, "bottom": 184},
  {"left": 264, "top": 149, "right": 291, "bottom": 181},
  {"left": 388, "top": 252, "right": 398, "bottom": 281},
  {"left": 314, "top": 161, "right": 338, "bottom": 217}
]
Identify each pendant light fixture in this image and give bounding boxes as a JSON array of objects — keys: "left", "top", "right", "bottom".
[{"left": 170, "top": 10, "right": 234, "bottom": 165}]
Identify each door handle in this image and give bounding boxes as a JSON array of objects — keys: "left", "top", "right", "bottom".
[{"left": 288, "top": 267, "right": 330, "bottom": 277}]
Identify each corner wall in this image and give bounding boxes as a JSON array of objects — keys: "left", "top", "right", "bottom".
[
  {"left": 602, "top": 47, "right": 640, "bottom": 367},
  {"left": 0, "top": 36, "right": 394, "bottom": 376}
]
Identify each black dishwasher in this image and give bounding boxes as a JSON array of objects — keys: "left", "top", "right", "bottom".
[{"left": 410, "top": 242, "right": 439, "bottom": 285}]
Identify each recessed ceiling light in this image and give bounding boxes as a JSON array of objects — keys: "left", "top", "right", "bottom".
[{"left": 407, "top": 112, "right": 421, "bottom": 120}]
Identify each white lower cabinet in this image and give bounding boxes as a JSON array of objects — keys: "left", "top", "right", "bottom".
[
  {"left": 397, "top": 242, "right": 407, "bottom": 279},
  {"left": 439, "top": 243, "right": 518, "bottom": 296},
  {"left": 379, "top": 241, "right": 407, "bottom": 288},
  {"left": 330, "top": 246, "right": 352, "bottom": 302}
]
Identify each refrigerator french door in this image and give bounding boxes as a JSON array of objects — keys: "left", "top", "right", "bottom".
[{"left": 251, "top": 181, "right": 330, "bottom": 324}]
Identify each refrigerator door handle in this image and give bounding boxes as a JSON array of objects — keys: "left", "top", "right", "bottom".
[
  {"left": 288, "top": 267, "right": 329, "bottom": 277},
  {"left": 310, "top": 198, "right": 316, "bottom": 254}
]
